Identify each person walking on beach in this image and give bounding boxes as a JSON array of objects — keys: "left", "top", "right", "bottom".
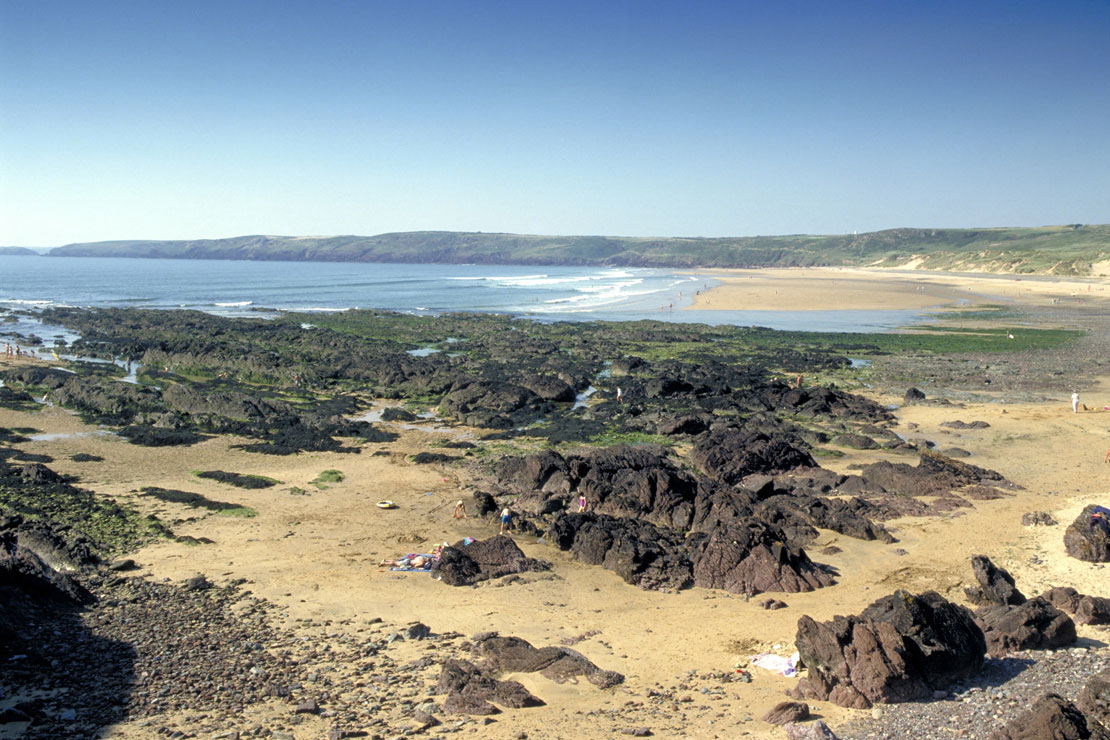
[
  {"left": 499, "top": 508, "right": 513, "bottom": 535},
  {"left": 578, "top": 494, "right": 587, "bottom": 513},
  {"left": 616, "top": 387, "right": 623, "bottom": 404},
  {"left": 1072, "top": 391, "right": 1080, "bottom": 413},
  {"left": 454, "top": 500, "right": 468, "bottom": 520}
]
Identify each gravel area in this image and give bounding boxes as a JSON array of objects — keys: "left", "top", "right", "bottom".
[{"left": 837, "top": 644, "right": 1110, "bottom": 739}]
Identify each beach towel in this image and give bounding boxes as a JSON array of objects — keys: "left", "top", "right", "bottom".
[{"left": 750, "top": 651, "right": 800, "bottom": 677}]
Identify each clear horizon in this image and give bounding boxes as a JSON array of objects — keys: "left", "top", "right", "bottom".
[{"left": 2, "top": 1, "right": 1109, "bottom": 246}]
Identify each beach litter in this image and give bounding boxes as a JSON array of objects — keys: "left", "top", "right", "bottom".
[{"left": 750, "top": 651, "right": 800, "bottom": 677}]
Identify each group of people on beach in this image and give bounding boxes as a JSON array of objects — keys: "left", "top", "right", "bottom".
[
  {"left": 4, "top": 343, "right": 28, "bottom": 358},
  {"left": 451, "top": 493, "right": 590, "bottom": 536}
]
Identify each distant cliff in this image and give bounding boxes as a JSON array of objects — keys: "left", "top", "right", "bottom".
[
  {"left": 0, "top": 247, "right": 41, "bottom": 256},
  {"left": 46, "top": 225, "right": 1110, "bottom": 275}
]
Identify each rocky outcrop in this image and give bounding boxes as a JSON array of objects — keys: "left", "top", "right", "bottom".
[
  {"left": 856, "top": 451, "right": 1016, "bottom": 499},
  {"left": 793, "top": 590, "right": 985, "bottom": 709},
  {"left": 432, "top": 536, "right": 550, "bottom": 587},
  {"left": 1079, "top": 670, "right": 1110, "bottom": 728},
  {"left": 439, "top": 380, "right": 546, "bottom": 428},
  {"left": 974, "top": 598, "right": 1076, "bottom": 657},
  {"left": 691, "top": 429, "right": 816, "bottom": 486},
  {"left": 988, "top": 693, "right": 1110, "bottom": 740},
  {"left": 1064, "top": 505, "right": 1110, "bottom": 562},
  {"left": 547, "top": 513, "right": 693, "bottom": 591},
  {"left": 471, "top": 633, "right": 623, "bottom": 688},
  {"left": 690, "top": 522, "right": 834, "bottom": 594},
  {"left": 435, "top": 658, "right": 544, "bottom": 715},
  {"left": 964, "top": 555, "right": 1026, "bottom": 606}
]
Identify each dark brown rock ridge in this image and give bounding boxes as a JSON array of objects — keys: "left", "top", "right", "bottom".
[{"left": 792, "top": 590, "right": 986, "bottom": 709}]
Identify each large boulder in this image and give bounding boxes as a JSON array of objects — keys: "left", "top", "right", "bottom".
[
  {"left": 987, "top": 693, "right": 1110, "bottom": 740},
  {"left": 964, "top": 555, "right": 1026, "bottom": 606},
  {"left": 793, "top": 590, "right": 985, "bottom": 709},
  {"left": 690, "top": 522, "right": 834, "bottom": 595},
  {"left": 1064, "top": 505, "right": 1110, "bottom": 562},
  {"left": 432, "top": 536, "right": 550, "bottom": 587},
  {"left": 975, "top": 597, "right": 1076, "bottom": 657}
]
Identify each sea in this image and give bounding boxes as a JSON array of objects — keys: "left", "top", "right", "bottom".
[{"left": 0, "top": 255, "right": 931, "bottom": 343}]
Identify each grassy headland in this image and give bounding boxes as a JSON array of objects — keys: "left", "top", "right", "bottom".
[{"left": 42, "top": 224, "right": 1110, "bottom": 275}]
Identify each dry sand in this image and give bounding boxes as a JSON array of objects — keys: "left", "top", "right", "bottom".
[
  {"left": 686, "top": 266, "right": 1110, "bottom": 312},
  {"left": 2, "top": 276, "right": 1109, "bottom": 739}
]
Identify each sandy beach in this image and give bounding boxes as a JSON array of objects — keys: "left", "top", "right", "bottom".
[
  {"left": 2, "top": 274, "right": 1109, "bottom": 739},
  {"left": 687, "top": 266, "right": 1110, "bottom": 312}
]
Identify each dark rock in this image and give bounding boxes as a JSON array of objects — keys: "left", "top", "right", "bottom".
[
  {"left": 657, "top": 414, "right": 710, "bottom": 436},
  {"left": 1041, "top": 587, "right": 1083, "bottom": 614},
  {"left": 1064, "top": 505, "right": 1110, "bottom": 562},
  {"left": 987, "top": 693, "right": 1110, "bottom": 740},
  {"left": 903, "top": 388, "right": 927, "bottom": 404},
  {"left": 519, "top": 375, "right": 576, "bottom": 403},
  {"left": 834, "top": 433, "right": 879, "bottom": 450},
  {"left": 691, "top": 522, "right": 834, "bottom": 595},
  {"left": 975, "top": 597, "right": 1076, "bottom": 657},
  {"left": 691, "top": 430, "right": 816, "bottom": 486},
  {"left": 183, "top": 575, "right": 212, "bottom": 591},
  {"left": 472, "top": 633, "right": 624, "bottom": 688},
  {"left": 1076, "top": 596, "right": 1110, "bottom": 626},
  {"left": 793, "top": 590, "right": 985, "bottom": 708},
  {"left": 293, "top": 699, "right": 319, "bottom": 714},
  {"left": 433, "top": 536, "right": 551, "bottom": 587},
  {"left": 547, "top": 513, "right": 693, "bottom": 591},
  {"left": 108, "top": 559, "right": 138, "bottom": 572},
  {"left": 405, "top": 622, "right": 431, "bottom": 640},
  {"left": 1079, "top": 670, "right": 1110, "bottom": 727},
  {"left": 410, "top": 452, "right": 458, "bottom": 464},
  {"left": 762, "top": 701, "right": 810, "bottom": 725},
  {"left": 436, "top": 658, "right": 544, "bottom": 714},
  {"left": 940, "top": 420, "right": 990, "bottom": 429},
  {"left": 762, "top": 599, "right": 788, "bottom": 610},
  {"left": 964, "top": 555, "right": 1026, "bottom": 606},
  {"left": 472, "top": 491, "right": 498, "bottom": 517},
  {"left": 1022, "top": 511, "right": 1058, "bottom": 527}
]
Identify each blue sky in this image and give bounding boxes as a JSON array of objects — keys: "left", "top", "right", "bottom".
[{"left": 1, "top": 0, "right": 1108, "bottom": 245}]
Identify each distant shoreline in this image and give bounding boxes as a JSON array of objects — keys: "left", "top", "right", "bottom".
[{"left": 12, "top": 224, "right": 1108, "bottom": 276}]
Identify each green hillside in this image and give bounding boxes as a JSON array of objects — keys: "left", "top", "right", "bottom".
[{"left": 46, "top": 224, "right": 1110, "bottom": 275}]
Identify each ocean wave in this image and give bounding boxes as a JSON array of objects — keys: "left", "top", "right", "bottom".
[
  {"left": 286, "top": 306, "right": 350, "bottom": 312},
  {"left": 214, "top": 301, "right": 253, "bottom": 307},
  {"left": 0, "top": 298, "right": 55, "bottom": 306},
  {"left": 447, "top": 274, "right": 548, "bottom": 282}
]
